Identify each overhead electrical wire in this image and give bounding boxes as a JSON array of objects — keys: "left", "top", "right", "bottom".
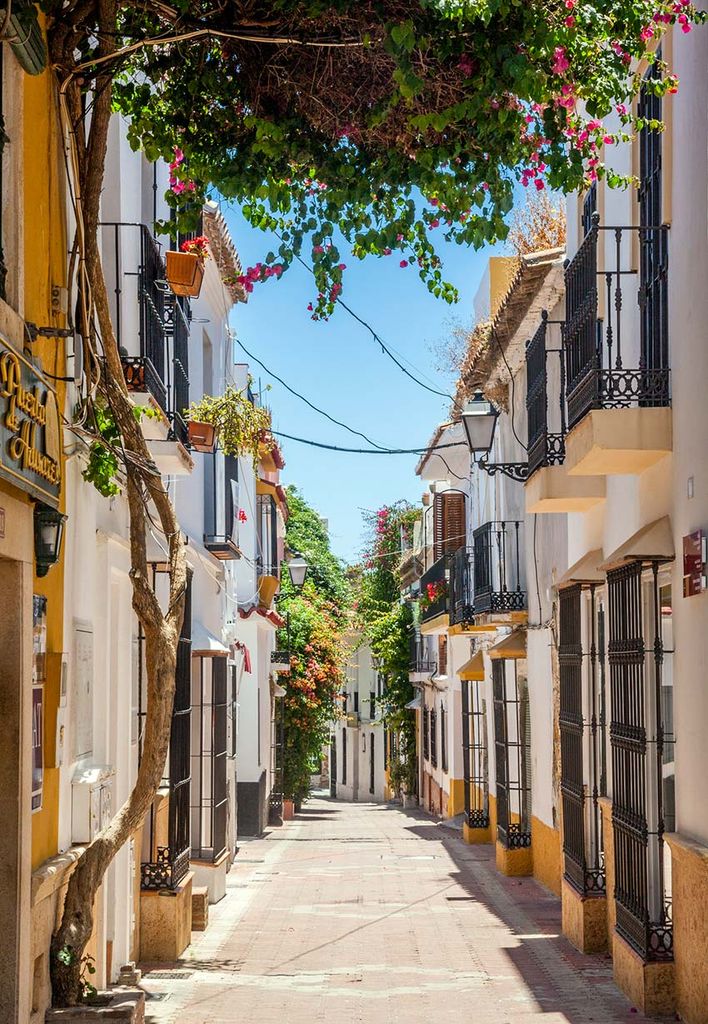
[
  {"left": 233, "top": 334, "right": 391, "bottom": 450},
  {"left": 271, "top": 429, "right": 466, "bottom": 455}
]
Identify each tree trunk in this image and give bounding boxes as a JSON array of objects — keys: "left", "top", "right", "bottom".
[{"left": 48, "top": 6, "right": 188, "bottom": 1005}]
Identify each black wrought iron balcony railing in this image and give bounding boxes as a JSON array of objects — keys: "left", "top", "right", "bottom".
[
  {"left": 103, "top": 222, "right": 192, "bottom": 442},
  {"left": 419, "top": 554, "right": 450, "bottom": 622},
  {"left": 564, "top": 214, "right": 670, "bottom": 431},
  {"left": 409, "top": 634, "right": 437, "bottom": 674},
  {"left": 472, "top": 521, "right": 526, "bottom": 615},
  {"left": 449, "top": 545, "right": 474, "bottom": 626},
  {"left": 526, "top": 312, "right": 567, "bottom": 477}
]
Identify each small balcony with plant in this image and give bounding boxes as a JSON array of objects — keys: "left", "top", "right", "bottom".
[
  {"left": 418, "top": 554, "right": 450, "bottom": 631},
  {"left": 101, "top": 221, "right": 195, "bottom": 475}
]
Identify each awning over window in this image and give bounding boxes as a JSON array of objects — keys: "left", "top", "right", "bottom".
[
  {"left": 192, "top": 622, "right": 230, "bottom": 657},
  {"left": 489, "top": 629, "right": 527, "bottom": 660},
  {"left": 557, "top": 549, "right": 604, "bottom": 588},
  {"left": 405, "top": 694, "right": 422, "bottom": 710},
  {"left": 458, "top": 651, "right": 485, "bottom": 680},
  {"left": 600, "top": 515, "right": 674, "bottom": 571}
]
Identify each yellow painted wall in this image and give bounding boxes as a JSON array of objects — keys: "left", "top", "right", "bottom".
[
  {"left": 531, "top": 815, "right": 562, "bottom": 896},
  {"left": 24, "top": 49, "right": 68, "bottom": 872},
  {"left": 488, "top": 256, "right": 518, "bottom": 317}
]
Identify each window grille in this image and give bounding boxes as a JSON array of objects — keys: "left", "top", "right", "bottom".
[
  {"left": 141, "top": 568, "right": 192, "bottom": 890},
  {"left": 190, "top": 655, "right": 228, "bottom": 862},
  {"left": 638, "top": 56, "right": 668, "bottom": 378},
  {"left": 369, "top": 733, "right": 375, "bottom": 794},
  {"left": 493, "top": 659, "right": 531, "bottom": 850},
  {"left": 441, "top": 706, "right": 448, "bottom": 773},
  {"left": 342, "top": 728, "right": 347, "bottom": 785},
  {"left": 423, "top": 706, "right": 430, "bottom": 762},
  {"left": 430, "top": 706, "right": 438, "bottom": 769},
  {"left": 257, "top": 494, "right": 278, "bottom": 577},
  {"left": 559, "top": 584, "right": 605, "bottom": 894},
  {"left": 608, "top": 560, "right": 673, "bottom": 961},
  {"left": 462, "top": 677, "right": 489, "bottom": 829}
]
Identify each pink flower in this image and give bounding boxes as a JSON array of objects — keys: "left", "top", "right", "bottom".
[
  {"left": 307, "top": 302, "right": 313, "bottom": 311},
  {"left": 603, "top": 134, "right": 614, "bottom": 145},
  {"left": 551, "top": 46, "right": 570, "bottom": 75},
  {"left": 396, "top": 233, "right": 404, "bottom": 241},
  {"left": 338, "top": 263, "right": 347, "bottom": 270},
  {"left": 482, "top": 182, "right": 489, "bottom": 191},
  {"left": 681, "top": 21, "right": 691, "bottom": 32},
  {"left": 313, "top": 245, "right": 324, "bottom": 255},
  {"left": 171, "top": 181, "right": 185, "bottom": 195},
  {"left": 534, "top": 178, "right": 545, "bottom": 191},
  {"left": 273, "top": 265, "right": 283, "bottom": 277},
  {"left": 430, "top": 197, "right": 439, "bottom": 206},
  {"left": 640, "top": 25, "right": 654, "bottom": 41},
  {"left": 399, "top": 260, "right": 408, "bottom": 268},
  {"left": 430, "top": 218, "right": 440, "bottom": 229},
  {"left": 565, "top": 15, "right": 575, "bottom": 27},
  {"left": 616, "top": 103, "right": 628, "bottom": 116},
  {"left": 565, "top": 0, "right": 575, "bottom": 7},
  {"left": 172, "top": 147, "right": 184, "bottom": 164}
]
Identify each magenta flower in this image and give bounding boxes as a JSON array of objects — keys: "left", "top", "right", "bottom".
[
  {"left": 640, "top": 25, "right": 654, "bottom": 41},
  {"left": 551, "top": 47, "right": 570, "bottom": 75},
  {"left": 399, "top": 260, "right": 408, "bottom": 268},
  {"left": 565, "top": 15, "right": 575, "bottom": 27}
]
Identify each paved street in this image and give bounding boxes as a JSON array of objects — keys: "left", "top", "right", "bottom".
[{"left": 142, "top": 796, "right": 654, "bottom": 1024}]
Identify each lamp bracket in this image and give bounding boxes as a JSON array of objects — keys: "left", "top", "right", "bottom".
[{"left": 478, "top": 459, "right": 529, "bottom": 483}]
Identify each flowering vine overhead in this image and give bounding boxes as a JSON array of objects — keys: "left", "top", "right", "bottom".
[{"left": 60, "top": 0, "right": 704, "bottom": 317}]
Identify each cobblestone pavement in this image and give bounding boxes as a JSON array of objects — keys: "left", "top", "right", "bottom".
[{"left": 141, "top": 796, "right": 655, "bottom": 1024}]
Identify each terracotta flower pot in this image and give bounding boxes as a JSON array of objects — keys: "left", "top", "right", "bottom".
[
  {"left": 187, "top": 420, "right": 216, "bottom": 453},
  {"left": 166, "top": 250, "right": 205, "bottom": 297},
  {"left": 283, "top": 799, "right": 295, "bottom": 821}
]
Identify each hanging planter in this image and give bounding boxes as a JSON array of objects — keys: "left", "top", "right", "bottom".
[
  {"left": 186, "top": 419, "right": 216, "bottom": 453},
  {"left": 165, "top": 236, "right": 209, "bottom": 298}
]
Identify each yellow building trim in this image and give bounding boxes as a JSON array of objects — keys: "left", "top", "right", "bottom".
[
  {"left": 496, "top": 841, "right": 533, "bottom": 877},
  {"left": 24, "top": 50, "right": 68, "bottom": 873},
  {"left": 419, "top": 612, "right": 449, "bottom": 635},
  {"left": 531, "top": 815, "right": 561, "bottom": 896},
  {"left": 666, "top": 831, "right": 708, "bottom": 1024},
  {"left": 446, "top": 777, "right": 465, "bottom": 817}
]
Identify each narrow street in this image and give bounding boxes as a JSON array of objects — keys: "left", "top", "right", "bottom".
[{"left": 142, "top": 797, "right": 652, "bottom": 1024}]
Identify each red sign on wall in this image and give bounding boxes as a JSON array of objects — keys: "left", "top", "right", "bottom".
[{"left": 683, "top": 530, "right": 706, "bottom": 598}]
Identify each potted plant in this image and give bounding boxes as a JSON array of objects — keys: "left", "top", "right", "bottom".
[
  {"left": 184, "top": 387, "right": 271, "bottom": 460},
  {"left": 186, "top": 419, "right": 216, "bottom": 453},
  {"left": 165, "top": 235, "right": 209, "bottom": 297}
]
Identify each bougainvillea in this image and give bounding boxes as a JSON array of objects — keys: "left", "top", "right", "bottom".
[
  {"left": 58, "top": 0, "right": 704, "bottom": 318},
  {"left": 277, "top": 487, "right": 350, "bottom": 803},
  {"left": 354, "top": 502, "right": 421, "bottom": 796}
]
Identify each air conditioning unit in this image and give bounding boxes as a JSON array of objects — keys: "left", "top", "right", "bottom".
[{"left": 72, "top": 764, "right": 115, "bottom": 844}]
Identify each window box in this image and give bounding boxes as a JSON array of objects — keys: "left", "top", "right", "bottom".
[{"left": 166, "top": 250, "right": 204, "bottom": 298}]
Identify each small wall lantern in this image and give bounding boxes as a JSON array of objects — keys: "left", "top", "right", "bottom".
[
  {"left": 34, "top": 502, "right": 66, "bottom": 577},
  {"left": 286, "top": 553, "right": 309, "bottom": 591}
]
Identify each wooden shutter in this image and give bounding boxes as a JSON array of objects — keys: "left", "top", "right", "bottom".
[{"left": 433, "top": 492, "right": 466, "bottom": 560}]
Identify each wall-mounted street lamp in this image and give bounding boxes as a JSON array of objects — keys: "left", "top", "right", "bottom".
[
  {"left": 34, "top": 502, "right": 66, "bottom": 577},
  {"left": 460, "top": 391, "right": 528, "bottom": 483},
  {"left": 285, "top": 553, "right": 309, "bottom": 591}
]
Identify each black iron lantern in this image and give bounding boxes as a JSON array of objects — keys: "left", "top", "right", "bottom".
[
  {"left": 461, "top": 390, "right": 499, "bottom": 455},
  {"left": 34, "top": 502, "right": 66, "bottom": 577},
  {"left": 286, "top": 553, "right": 309, "bottom": 591}
]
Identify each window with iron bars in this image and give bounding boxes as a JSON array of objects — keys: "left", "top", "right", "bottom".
[
  {"left": 440, "top": 706, "right": 448, "bottom": 773},
  {"left": 607, "top": 560, "right": 674, "bottom": 962},
  {"left": 462, "top": 676, "right": 489, "bottom": 830},
  {"left": 423, "top": 706, "right": 430, "bottom": 762},
  {"left": 190, "top": 655, "right": 228, "bottom": 863},
  {"left": 493, "top": 659, "right": 531, "bottom": 850},
  {"left": 430, "top": 706, "right": 438, "bottom": 769},
  {"left": 559, "top": 583, "right": 607, "bottom": 896}
]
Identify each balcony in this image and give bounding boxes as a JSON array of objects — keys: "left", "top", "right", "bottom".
[
  {"left": 204, "top": 453, "right": 241, "bottom": 560},
  {"left": 449, "top": 545, "right": 474, "bottom": 627},
  {"left": 409, "top": 634, "right": 437, "bottom": 676},
  {"left": 525, "top": 312, "right": 606, "bottom": 513},
  {"left": 563, "top": 217, "right": 671, "bottom": 475},
  {"left": 419, "top": 555, "right": 450, "bottom": 631},
  {"left": 270, "top": 649, "right": 291, "bottom": 673},
  {"left": 472, "top": 521, "right": 526, "bottom": 621},
  {"left": 103, "top": 222, "right": 195, "bottom": 472}
]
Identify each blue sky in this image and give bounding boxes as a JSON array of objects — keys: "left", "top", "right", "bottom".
[{"left": 222, "top": 203, "right": 508, "bottom": 564}]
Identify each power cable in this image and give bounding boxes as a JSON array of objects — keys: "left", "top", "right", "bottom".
[
  {"left": 233, "top": 334, "right": 390, "bottom": 450},
  {"left": 271, "top": 429, "right": 467, "bottom": 455}
]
